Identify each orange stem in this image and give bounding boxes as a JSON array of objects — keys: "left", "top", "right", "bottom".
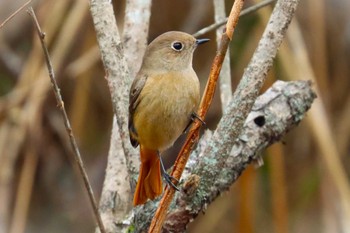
[{"left": 148, "top": 1, "right": 245, "bottom": 232}]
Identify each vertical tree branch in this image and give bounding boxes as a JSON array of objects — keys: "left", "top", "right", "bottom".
[
  {"left": 89, "top": 1, "right": 136, "bottom": 232},
  {"left": 90, "top": 0, "right": 152, "bottom": 232},
  {"left": 123, "top": 0, "right": 152, "bottom": 78},
  {"left": 98, "top": 120, "right": 131, "bottom": 233},
  {"left": 89, "top": 0, "right": 137, "bottom": 177},
  {"left": 194, "top": 0, "right": 300, "bottom": 201}
]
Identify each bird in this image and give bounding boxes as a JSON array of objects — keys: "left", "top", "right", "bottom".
[{"left": 128, "top": 31, "right": 209, "bottom": 206}]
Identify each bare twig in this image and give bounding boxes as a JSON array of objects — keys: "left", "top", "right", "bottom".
[
  {"left": 27, "top": 7, "right": 106, "bottom": 233},
  {"left": 193, "top": 0, "right": 276, "bottom": 37},
  {"left": 0, "top": 0, "right": 32, "bottom": 29},
  {"left": 148, "top": 1, "right": 245, "bottom": 232},
  {"left": 0, "top": 2, "right": 71, "bottom": 231}
]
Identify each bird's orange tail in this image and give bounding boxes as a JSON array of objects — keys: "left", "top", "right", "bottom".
[{"left": 133, "top": 145, "right": 163, "bottom": 206}]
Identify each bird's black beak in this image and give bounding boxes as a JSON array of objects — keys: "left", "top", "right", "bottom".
[{"left": 196, "top": 38, "right": 210, "bottom": 45}]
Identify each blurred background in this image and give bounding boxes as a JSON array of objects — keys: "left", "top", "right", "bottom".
[{"left": 0, "top": 0, "right": 349, "bottom": 232}]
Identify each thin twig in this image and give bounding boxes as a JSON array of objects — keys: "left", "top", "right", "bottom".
[
  {"left": 193, "top": 0, "right": 276, "bottom": 37},
  {"left": 0, "top": 0, "right": 32, "bottom": 29},
  {"left": 27, "top": 7, "right": 106, "bottom": 233},
  {"left": 148, "top": 1, "right": 245, "bottom": 232}
]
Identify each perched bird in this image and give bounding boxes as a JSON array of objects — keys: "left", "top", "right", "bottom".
[{"left": 128, "top": 31, "right": 209, "bottom": 206}]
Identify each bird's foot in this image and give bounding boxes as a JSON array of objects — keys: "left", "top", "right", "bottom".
[{"left": 163, "top": 172, "right": 179, "bottom": 191}]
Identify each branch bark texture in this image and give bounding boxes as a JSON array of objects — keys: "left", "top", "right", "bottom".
[
  {"left": 89, "top": 0, "right": 152, "bottom": 232},
  {"left": 123, "top": 0, "right": 152, "bottom": 78},
  {"left": 89, "top": 0, "right": 137, "bottom": 174},
  {"left": 192, "top": 0, "right": 300, "bottom": 207},
  {"left": 132, "top": 80, "right": 316, "bottom": 232},
  {"left": 89, "top": 2, "right": 134, "bottom": 231}
]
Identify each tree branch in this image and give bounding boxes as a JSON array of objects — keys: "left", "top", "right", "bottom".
[
  {"left": 89, "top": 1, "right": 135, "bottom": 231},
  {"left": 89, "top": 0, "right": 152, "bottom": 232},
  {"left": 122, "top": 0, "right": 152, "bottom": 78},
  {"left": 193, "top": 0, "right": 300, "bottom": 203},
  {"left": 89, "top": 0, "right": 137, "bottom": 177},
  {"left": 164, "top": 80, "right": 316, "bottom": 232},
  {"left": 131, "top": 80, "right": 316, "bottom": 232}
]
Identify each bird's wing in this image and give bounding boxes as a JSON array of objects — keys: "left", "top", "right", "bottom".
[{"left": 128, "top": 73, "right": 148, "bottom": 148}]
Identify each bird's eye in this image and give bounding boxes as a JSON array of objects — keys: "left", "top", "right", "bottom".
[{"left": 171, "top": 42, "right": 183, "bottom": 51}]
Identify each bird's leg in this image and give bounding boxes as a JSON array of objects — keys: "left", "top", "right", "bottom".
[{"left": 157, "top": 152, "right": 179, "bottom": 191}]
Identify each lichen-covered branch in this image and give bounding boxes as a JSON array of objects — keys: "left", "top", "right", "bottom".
[
  {"left": 192, "top": 0, "right": 300, "bottom": 207},
  {"left": 89, "top": 0, "right": 152, "bottom": 232},
  {"left": 165, "top": 80, "right": 316, "bottom": 231},
  {"left": 131, "top": 80, "right": 316, "bottom": 232},
  {"left": 89, "top": 0, "right": 137, "bottom": 179}
]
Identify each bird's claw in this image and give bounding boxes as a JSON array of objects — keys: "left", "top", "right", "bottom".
[{"left": 163, "top": 172, "right": 179, "bottom": 191}]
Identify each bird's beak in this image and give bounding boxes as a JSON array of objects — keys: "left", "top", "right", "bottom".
[{"left": 196, "top": 38, "right": 210, "bottom": 45}]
